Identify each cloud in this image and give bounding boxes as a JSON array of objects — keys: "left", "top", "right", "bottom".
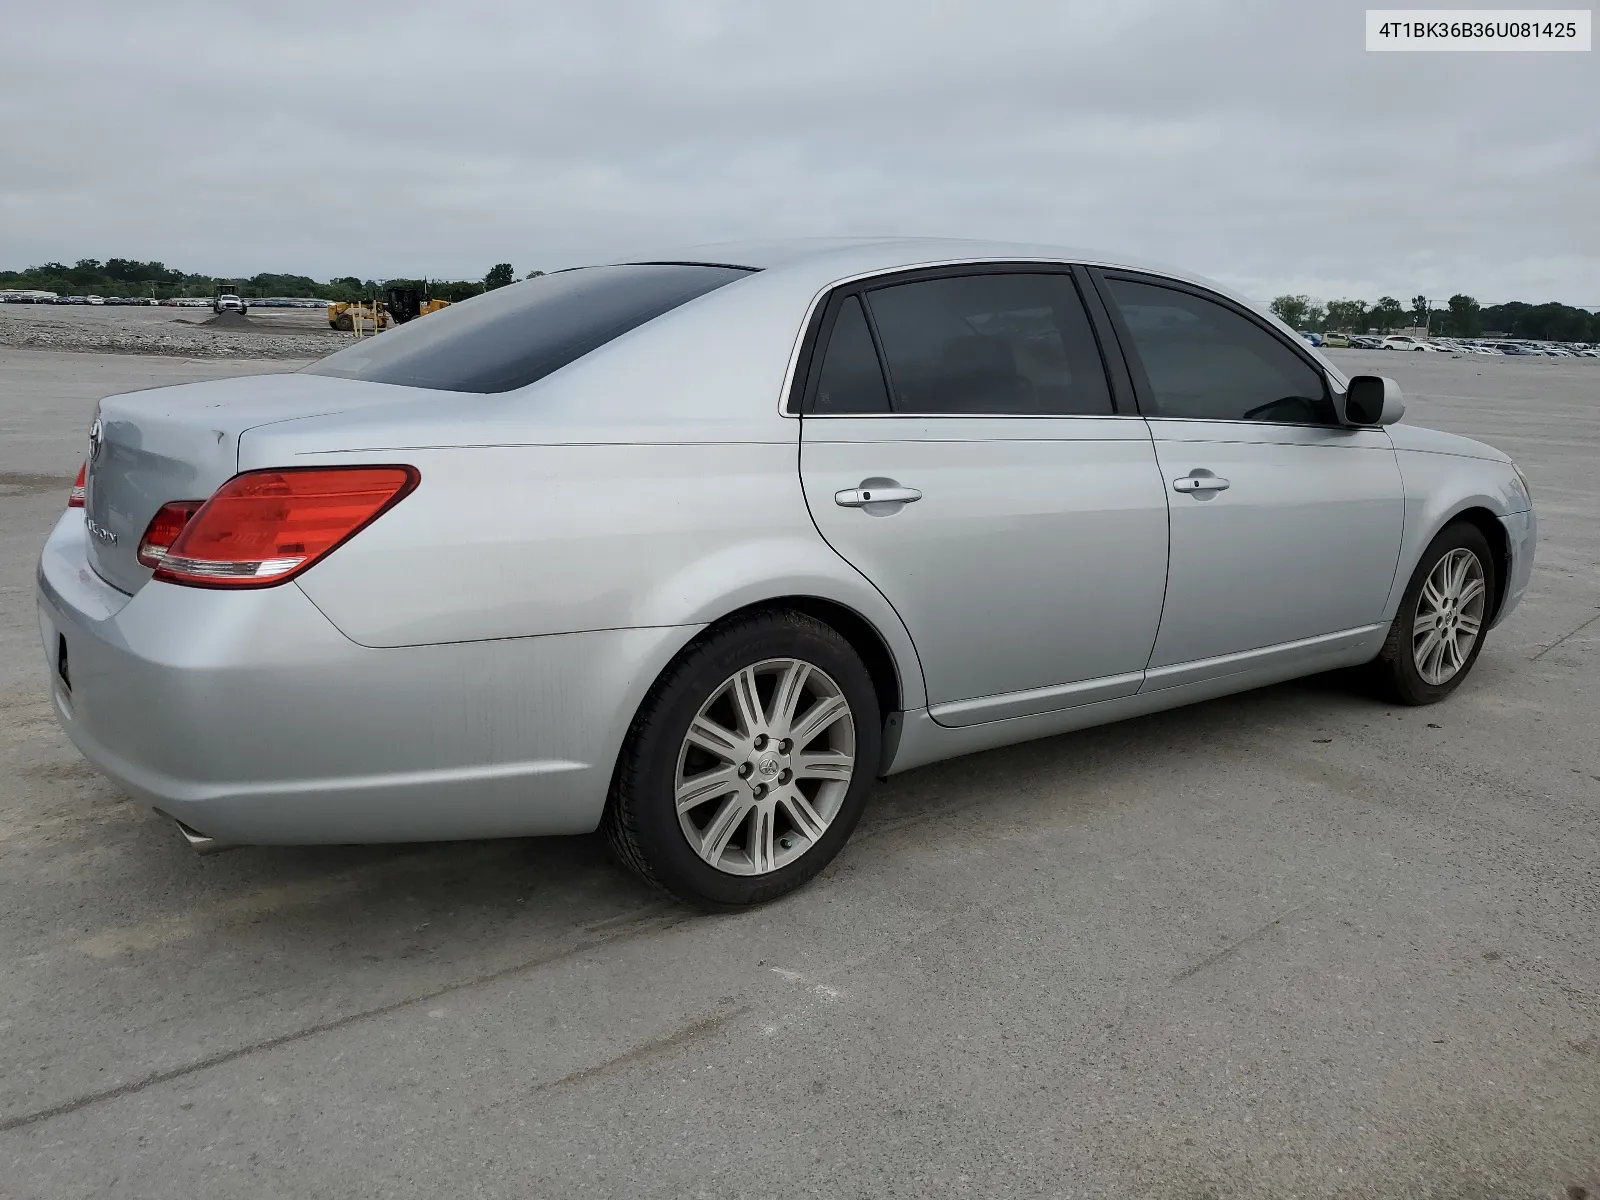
[{"left": 2, "top": 0, "right": 1594, "bottom": 305}]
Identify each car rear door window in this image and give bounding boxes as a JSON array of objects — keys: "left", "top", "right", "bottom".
[
  {"left": 862, "top": 273, "right": 1113, "bottom": 416},
  {"left": 1105, "top": 278, "right": 1334, "bottom": 425},
  {"left": 810, "top": 296, "right": 892, "bottom": 415},
  {"left": 303, "top": 263, "right": 752, "bottom": 394}
]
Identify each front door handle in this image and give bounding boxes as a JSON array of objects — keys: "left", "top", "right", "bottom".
[
  {"left": 1172, "top": 473, "right": 1230, "bottom": 494},
  {"left": 835, "top": 484, "right": 922, "bottom": 508}
]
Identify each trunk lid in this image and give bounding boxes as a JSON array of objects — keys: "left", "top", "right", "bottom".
[{"left": 84, "top": 373, "right": 416, "bottom": 594}]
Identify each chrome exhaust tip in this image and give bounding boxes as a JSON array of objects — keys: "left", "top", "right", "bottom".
[{"left": 174, "top": 819, "right": 237, "bottom": 855}]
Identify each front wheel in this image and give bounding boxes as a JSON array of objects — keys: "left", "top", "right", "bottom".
[
  {"left": 604, "top": 610, "right": 880, "bottom": 909},
  {"left": 1372, "top": 522, "right": 1496, "bottom": 704}
]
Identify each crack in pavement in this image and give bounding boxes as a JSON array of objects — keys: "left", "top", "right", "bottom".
[
  {"left": 0, "top": 905, "right": 691, "bottom": 1136},
  {"left": 527, "top": 1003, "right": 754, "bottom": 1097},
  {"left": 1529, "top": 607, "right": 1600, "bottom": 661},
  {"left": 1168, "top": 901, "right": 1314, "bottom": 983}
]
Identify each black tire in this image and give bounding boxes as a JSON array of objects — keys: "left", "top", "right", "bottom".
[
  {"left": 1372, "top": 521, "right": 1497, "bottom": 705},
  {"left": 603, "top": 610, "right": 881, "bottom": 910},
  {"left": 333, "top": 313, "right": 354, "bottom": 332}
]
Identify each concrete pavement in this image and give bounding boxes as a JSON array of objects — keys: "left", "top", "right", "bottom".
[{"left": 1, "top": 348, "right": 1595, "bottom": 1198}]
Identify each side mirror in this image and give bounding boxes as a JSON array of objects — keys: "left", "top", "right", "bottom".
[{"left": 1340, "top": 375, "right": 1404, "bottom": 426}]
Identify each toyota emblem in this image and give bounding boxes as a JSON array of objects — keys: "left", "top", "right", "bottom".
[{"left": 87, "top": 418, "right": 103, "bottom": 463}]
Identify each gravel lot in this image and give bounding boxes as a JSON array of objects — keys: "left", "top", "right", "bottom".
[
  {"left": 0, "top": 302, "right": 345, "bottom": 359},
  {"left": 1, "top": 348, "right": 1596, "bottom": 1199}
]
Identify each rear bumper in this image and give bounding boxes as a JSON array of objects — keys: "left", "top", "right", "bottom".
[
  {"left": 37, "top": 511, "right": 694, "bottom": 845},
  {"left": 1494, "top": 508, "right": 1536, "bottom": 628}
]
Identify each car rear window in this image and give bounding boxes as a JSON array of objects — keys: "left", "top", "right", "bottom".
[{"left": 303, "top": 263, "right": 753, "bottom": 393}]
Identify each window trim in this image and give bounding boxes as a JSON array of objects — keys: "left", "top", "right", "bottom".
[
  {"left": 785, "top": 261, "right": 1134, "bottom": 419},
  {"left": 1085, "top": 267, "right": 1338, "bottom": 428},
  {"left": 798, "top": 293, "right": 893, "bottom": 416}
]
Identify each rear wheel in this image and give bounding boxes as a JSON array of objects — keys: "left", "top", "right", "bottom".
[
  {"left": 604, "top": 610, "right": 880, "bottom": 909},
  {"left": 1372, "top": 522, "right": 1496, "bottom": 704},
  {"left": 333, "top": 313, "right": 353, "bottom": 332}
]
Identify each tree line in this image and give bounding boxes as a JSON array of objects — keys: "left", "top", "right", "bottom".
[
  {"left": 1269, "top": 292, "right": 1597, "bottom": 342},
  {"left": 9, "top": 259, "right": 1592, "bottom": 342},
  {"left": 0, "top": 258, "right": 539, "bottom": 303}
]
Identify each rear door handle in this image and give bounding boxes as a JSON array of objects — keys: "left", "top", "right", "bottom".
[
  {"left": 835, "top": 485, "right": 922, "bottom": 508},
  {"left": 1173, "top": 475, "right": 1230, "bottom": 493}
]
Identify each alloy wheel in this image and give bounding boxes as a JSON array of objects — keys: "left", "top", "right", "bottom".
[
  {"left": 674, "top": 657, "right": 856, "bottom": 876},
  {"left": 1412, "top": 548, "right": 1487, "bottom": 686}
]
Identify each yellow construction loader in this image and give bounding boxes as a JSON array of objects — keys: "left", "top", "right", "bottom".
[{"left": 328, "top": 287, "right": 450, "bottom": 333}]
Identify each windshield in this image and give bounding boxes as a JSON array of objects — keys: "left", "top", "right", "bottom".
[{"left": 303, "top": 263, "right": 753, "bottom": 393}]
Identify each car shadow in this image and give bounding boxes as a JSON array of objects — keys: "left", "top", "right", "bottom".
[
  {"left": 5, "top": 663, "right": 1407, "bottom": 1125},
  {"left": 122, "top": 666, "right": 1389, "bottom": 921},
  {"left": 47, "top": 666, "right": 1391, "bottom": 989}
]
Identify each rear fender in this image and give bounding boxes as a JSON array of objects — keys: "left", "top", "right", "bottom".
[
  {"left": 630, "top": 535, "right": 928, "bottom": 713},
  {"left": 287, "top": 441, "right": 927, "bottom": 710}
]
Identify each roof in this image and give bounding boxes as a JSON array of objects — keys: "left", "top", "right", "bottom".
[
  {"left": 603, "top": 236, "right": 1344, "bottom": 385},
  {"left": 622, "top": 234, "right": 1194, "bottom": 279},
  {"left": 615, "top": 236, "right": 1266, "bottom": 317}
]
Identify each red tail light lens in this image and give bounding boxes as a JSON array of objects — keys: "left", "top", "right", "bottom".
[
  {"left": 137, "top": 501, "right": 205, "bottom": 567},
  {"left": 152, "top": 466, "right": 418, "bottom": 588},
  {"left": 68, "top": 462, "right": 86, "bottom": 508}
]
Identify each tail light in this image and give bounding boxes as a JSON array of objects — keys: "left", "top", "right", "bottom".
[
  {"left": 137, "top": 501, "right": 205, "bottom": 567},
  {"left": 151, "top": 466, "right": 418, "bottom": 588},
  {"left": 68, "top": 462, "right": 86, "bottom": 508}
]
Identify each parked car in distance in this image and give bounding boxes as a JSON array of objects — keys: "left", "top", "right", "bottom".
[
  {"left": 1381, "top": 335, "right": 1426, "bottom": 350},
  {"left": 1298, "top": 330, "right": 1322, "bottom": 347},
  {"left": 38, "top": 238, "right": 1537, "bottom": 908},
  {"left": 1349, "top": 335, "right": 1384, "bottom": 349},
  {"left": 213, "top": 294, "right": 249, "bottom": 314},
  {"left": 1321, "top": 332, "right": 1351, "bottom": 348},
  {"left": 1495, "top": 342, "right": 1539, "bottom": 356}
]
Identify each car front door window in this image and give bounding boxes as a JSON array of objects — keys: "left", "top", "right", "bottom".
[{"left": 1105, "top": 279, "right": 1335, "bottom": 426}]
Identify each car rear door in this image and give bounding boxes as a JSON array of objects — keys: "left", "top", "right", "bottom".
[
  {"left": 797, "top": 265, "right": 1171, "bottom": 726},
  {"left": 1090, "top": 269, "right": 1405, "bottom": 684}
]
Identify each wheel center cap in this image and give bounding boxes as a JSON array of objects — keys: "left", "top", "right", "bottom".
[{"left": 756, "top": 753, "right": 781, "bottom": 779}]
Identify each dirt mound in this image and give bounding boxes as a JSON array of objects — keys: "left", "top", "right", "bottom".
[{"left": 199, "top": 309, "right": 256, "bottom": 329}]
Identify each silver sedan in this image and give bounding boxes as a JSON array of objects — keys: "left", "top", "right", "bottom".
[{"left": 37, "top": 239, "right": 1537, "bottom": 908}]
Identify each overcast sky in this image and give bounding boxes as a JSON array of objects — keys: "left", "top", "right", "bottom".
[{"left": 2, "top": 0, "right": 1595, "bottom": 306}]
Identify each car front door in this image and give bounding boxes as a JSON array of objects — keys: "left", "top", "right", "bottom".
[
  {"left": 1092, "top": 270, "right": 1405, "bottom": 685},
  {"left": 797, "top": 266, "right": 1171, "bottom": 726}
]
